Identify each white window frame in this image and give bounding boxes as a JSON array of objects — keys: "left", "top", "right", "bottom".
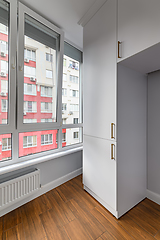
[
  {"left": 24, "top": 48, "right": 36, "bottom": 61},
  {"left": 41, "top": 134, "right": 52, "bottom": 145},
  {"left": 2, "top": 137, "right": 11, "bottom": 151},
  {"left": 24, "top": 83, "right": 36, "bottom": 95},
  {"left": 23, "top": 135, "right": 37, "bottom": 148},
  {"left": 41, "top": 86, "right": 52, "bottom": 97}
]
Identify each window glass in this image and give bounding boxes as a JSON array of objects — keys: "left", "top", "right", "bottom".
[
  {"left": 0, "top": 133, "right": 12, "bottom": 161},
  {"left": 19, "top": 130, "right": 58, "bottom": 157},
  {"left": 62, "top": 128, "right": 82, "bottom": 147},
  {"left": 23, "top": 14, "right": 59, "bottom": 124},
  {"left": 0, "top": 1, "right": 9, "bottom": 125},
  {"left": 62, "top": 55, "right": 80, "bottom": 124}
]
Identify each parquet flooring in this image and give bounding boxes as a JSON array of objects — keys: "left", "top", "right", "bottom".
[{"left": 1, "top": 174, "right": 160, "bottom": 239}]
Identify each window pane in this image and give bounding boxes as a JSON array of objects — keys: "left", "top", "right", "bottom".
[
  {"left": 62, "top": 55, "right": 80, "bottom": 124},
  {"left": 0, "top": 1, "right": 9, "bottom": 125},
  {"left": 19, "top": 130, "right": 58, "bottom": 157},
  {"left": 23, "top": 14, "right": 59, "bottom": 124},
  {"left": 0, "top": 133, "right": 12, "bottom": 161},
  {"left": 62, "top": 128, "right": 82, "bottom": 147}
]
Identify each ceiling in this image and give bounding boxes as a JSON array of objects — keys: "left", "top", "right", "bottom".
[{"left": 20, "top": 0, "right": 102, "bottom": 50}]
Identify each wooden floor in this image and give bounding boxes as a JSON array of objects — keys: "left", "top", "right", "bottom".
[{"left": 0, "top": 175, "right": 160, "bottom": 240}]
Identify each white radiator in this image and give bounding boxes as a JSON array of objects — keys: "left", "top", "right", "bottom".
[{"left": 0, "top": 169, "right": 40, "bottom": 210}]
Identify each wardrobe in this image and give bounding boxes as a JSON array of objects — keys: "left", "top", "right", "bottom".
[{"left": 83, "top": 0, "right": 160, "bottom": 218}]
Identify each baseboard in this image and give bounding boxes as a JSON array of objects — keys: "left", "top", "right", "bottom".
[
  {"left": 0, "top": 167, "right": 82, "bottom": 217},
  {"left": 147, "top": 189, "right": 160, "bottom": 205},
  {"left": 84, "top": 185, "right": 118, "bottom": 218}
]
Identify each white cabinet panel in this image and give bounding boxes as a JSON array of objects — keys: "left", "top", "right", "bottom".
[
  {"left": 83, "top": 135, "right": 116, "bottom": 210},
  {"left": 118, "top": 0, "right": 160, "bottom": 61},
  {"left": 83, "top": 0, "right": 117, "bottom": 141}
]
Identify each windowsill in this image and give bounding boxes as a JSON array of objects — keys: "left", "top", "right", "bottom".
[{"left": 0, "top": 145, "right": 83, "bottom": 175}]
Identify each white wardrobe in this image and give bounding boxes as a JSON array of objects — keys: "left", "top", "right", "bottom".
[{"left": 83, "top": 0, "right": 160, "bottom": 218}]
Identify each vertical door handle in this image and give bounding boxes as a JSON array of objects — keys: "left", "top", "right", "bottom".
[
  {"left": 111, "top": 123, "right": 115, "bottom": 139},
  {"left": 111, "top": 144, "right": 115, "bottom": 160},
  {"left": 118, "top": 41, "right": 122, "bottom": 58}
]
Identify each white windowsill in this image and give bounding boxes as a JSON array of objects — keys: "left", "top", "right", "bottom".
[{"left": 0, "top": 146, "right": 83, "bottom": 175}]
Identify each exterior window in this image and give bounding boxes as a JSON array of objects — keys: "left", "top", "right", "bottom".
[
  {"left": 73, "top": 118, "right": 78, "bottom": 124},
  {"left": 70, "top": 90, "right": 78, "bottom": 97},
  {"left": 0, "top": 41, "right": 8, "bottom": 55},
  {"left": 46, "top": 53, "right": 53, "bottom": 62},
  {"left": 73, "top": 132, "right": 79, "bottom": 139},
  {"left": 63, "top": 74, "right": 67, "bottom": 81},
  {"left": 62, "top": 103, "right": 67, "bottom": 111},
  {"left": 62, "top": 88, "right": 67, "bottom": 96},
  {"left": 41, "top": 134, "right": 52, "bottom": 145},
  {"left": 23, "top": 119, "right": 37, "bottom": 123},
  {"left": 62, "top": 132, "right": 66, "bottom": 142},
  {"left": 1, "top": 80, "right": 8, "bottom": 93},
  {"left": 2, "top": 138, "right": 11, "bottom": 151},
  {"left": 63, "top": 58, "right": 66, "bottom": 67},
  {"left": 24, "top": 101, "right": 37, "bottom": 112},
  {"left": 41, "top": 119, "right": 52, "bottom": 122},
  {"left": 62, "top": 118, "right": 67, "bottom": 124},
  {"left": 24, "top": 83, "right": 36, "bottom": 95},
  {"left": 70, "top": 104, "right": 79, "bottom": 112},
  {"left": 24, "top": 66, "right": 36, "bottom": 78},
  {"left": 24, "top": 48, "right": 36, "bottom": 61},
  {"left": 1, "top": 99, "right": 8, "bottom": 112},
  {"left": 41, "top": 86, "right": 52, "bottom": 97},
  {"left": 23, "top": 135, "right": 37, "bottom": 148},
  {"left": 0, "top": 24, "right": 8, "bottom": 34},
  {"left": 46, "top": 70, "right": 53, "bottom": 78},
  {"left": 1, "top": 60, "right": 8, "bottom": 74},
  {"left": 70, "top": 75, "right": 78, "bottom": 84},
  {"left": 2, "top": 119, "right": 7, "bottom": 124},
  {"left": 41, "top": 102, "right": 52, "bottom": 112},
  {"left": 69, "top": 61, "right": 79, "bottom": 70}
]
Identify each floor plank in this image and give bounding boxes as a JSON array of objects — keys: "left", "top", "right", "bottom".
[
  {"left": 3, "top": 223, "right": 25, "bottom": 240},
  {"left": 118, "top": 214, "right": 155, "bottom": 239},
  {"left": 0, "top": 217, "right": 3, "bottom": 240},
  {"left": 155, "top": 230, "right": 160, "bottom": 240},
  {"left": 39, "top": 210, "right": 69, "bottom": 240},
  {"left": 3, "top": 208, "right": 22, "bottom": 231},
  {"left": 67, "top": 199, "right": 105, "bottom": 239}
]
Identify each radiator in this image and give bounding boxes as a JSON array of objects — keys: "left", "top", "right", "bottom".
[{"left": 0, "top": 169, "right": 40, "bottom": 210}]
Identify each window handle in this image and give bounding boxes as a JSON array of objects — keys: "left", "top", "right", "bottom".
[
  {"left": 19, "top": 64, "right": 23, "bottom": 71},
  {"left": 118, "top": 41, "right": 122, "bottom": 58}
]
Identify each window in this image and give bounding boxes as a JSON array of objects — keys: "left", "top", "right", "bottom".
[
  {"left": 70, "top": 75, "right": 78, "bottom": 84},
  {"left": 41, "top": 134, "right": 52, "bottom": 145},
  {"left": 62, "top": 118, "right": 67, "bottom": 124},
  {"left": 1, "top": 99, "right": 8, "bottom": 112},
  {"left": 24, "top": 83, "right": 36, "bottom": 95},
  {"left": 70, "top": 90, "right": 78, "bottom": 97},
  {"left": 41, "top": 86, "right": 52, "bottom": 97},
  {"left": 2, "top": 137, "right": 11, "bottom": 151},
  {"left": 24, "top": 101, "right": 37, "bottom": 112},
  {"left": 63, "top": 73, "right": 67, "bottom": 81},
  {"left": 62, "top": 103, "right": 67, "bottom": 111},
  {"left": 62, "top": 132, "right": 66, "bottom": 142},
  {"left": 62, "top": 88, "right": 67, "bottom": 96},
  {"left": 70, "top": 104, "right": 79, "bottom": 112},
  {"left": 63, "top": 58, "right": 66, "bottom": 67},
  {"left": 41, "top": 102, "right": 52, "bottom": 112},
  {"left": 0, "top": 1, "right": 82, "bottom": 164},
  {"left": 41, "top": 119, "right": 52, "bottom": 122},
  {"left": 1, "top": 80, "right": 8, "bottom": 93},
  {"left": 23, "top": 135, "right": 37, "bottom": 148},
  {"left": 73, "top": 132, "right": 79, "bottom": 139},
  {"left": 73, "top": 118, "right": 78, "bottom": 124},
  {"left": 24, "top": 48, "right": 36, "bottom": 61},
  {"left": 23, "top": 119, "right": 37, "bottom": 123},
  {"left": 46, "top": 53, "right": 53, "bottom": 62},
  {"left": 46, "top": 70, "right": 53, "bottom": 78},
  {"left": 24, "top": 66, "right": 36, "bottom": 77}
]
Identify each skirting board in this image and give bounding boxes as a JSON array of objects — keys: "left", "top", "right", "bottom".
[
  {"left": 0, "top": 167, "right": 82, "bottom": 217},
  {"left": 84, "top": 185, "right": 118, "bottom": 219},
  {"left": 147, "top": 189, "right": 160, "bottom": 205}
]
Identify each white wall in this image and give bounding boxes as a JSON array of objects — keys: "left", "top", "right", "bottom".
[
  {"left": 148, "top": 71, "right": 160, "bottom": 195},
  {"left": 117, "top": 64, "right": 147, "bottom": 216}
]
